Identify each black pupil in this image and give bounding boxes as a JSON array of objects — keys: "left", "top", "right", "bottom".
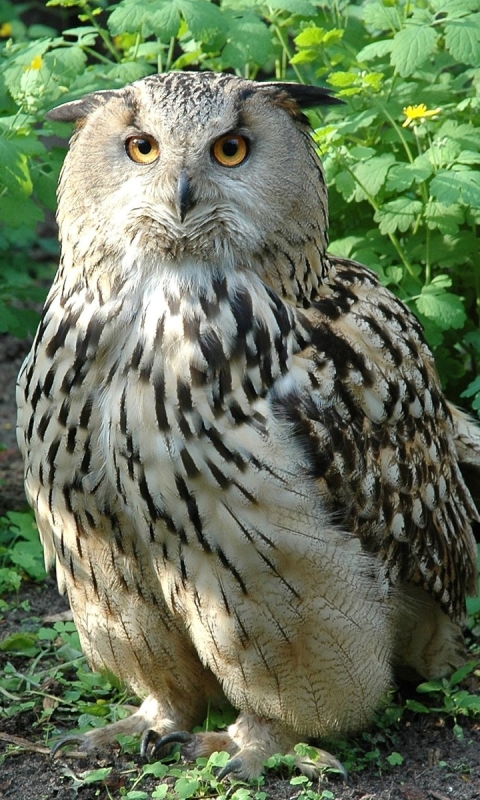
[
  {"left": 137, "top": 138, "right": 152, "bottom": 155},
  {"left": 223, "top": 138, "right": 239, "bottom": 157}
]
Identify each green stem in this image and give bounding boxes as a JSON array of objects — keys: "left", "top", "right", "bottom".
[
  {"left": 165, "top": 37, "right": 176, "bottom": 72},
  {"left": 131, "top": 32, "right": 141, "bottom": 62},
  {"left": 377, "top": 102, "right": 415, "bottom": 164},
  {"left": 81, "top": 45, "right": 114, "bottom": 66},
  {"left": 83, "top": 5, "right": 121, "bottom": 63},
  {"left": 271, "top": 22, "right": 305, "bottom": 84},
  {"left": 340, "top": 159, "right": 417, "bottom": 278}
]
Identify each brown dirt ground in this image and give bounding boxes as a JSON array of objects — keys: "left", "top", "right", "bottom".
[{"left": 0, "top": 333, "right": 479, "bottom": 800}]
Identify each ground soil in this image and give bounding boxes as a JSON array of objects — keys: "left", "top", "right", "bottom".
[{"left": 0, "top": 332, "right": 479, "bottom": 800}]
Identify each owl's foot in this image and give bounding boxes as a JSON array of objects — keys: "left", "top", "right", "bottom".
[
  {"left": 51, "top": 695, "right": 181, "bottom": 757},
  {"left": 142, "top": 714, "right": 347, "bottom": 781}
]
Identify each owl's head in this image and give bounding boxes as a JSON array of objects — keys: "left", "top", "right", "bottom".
[{"left": 49, "top": 71, "right": 339, "bottom": 301}]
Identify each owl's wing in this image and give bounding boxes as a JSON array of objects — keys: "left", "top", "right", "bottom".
[{"left": 285, "top": 257, "right": 478, "bottom": 622}]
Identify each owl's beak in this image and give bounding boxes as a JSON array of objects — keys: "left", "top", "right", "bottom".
[{"left": 175, "top": 170, "right": 195, "bottom": 223}]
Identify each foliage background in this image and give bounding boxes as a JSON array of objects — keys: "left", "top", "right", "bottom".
[{"left": 1, "top": 0, "right": 479, "bottom": 413}]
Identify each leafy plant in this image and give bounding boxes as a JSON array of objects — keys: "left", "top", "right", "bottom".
[
  {"left": 0, "top": 511, "right": 46, "bottom": 594},
  {"left": 406, "top": 661, "right": 480, "bottom": 739}
]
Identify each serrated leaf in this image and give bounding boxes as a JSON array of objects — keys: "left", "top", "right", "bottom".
[
  {"left": 174, "top": 777, "right": 200, "bottom": 799},
  {"left": 390, "top": 25, "right": 438, "bottom": 76},
  {"left": 108, "top": 0, "right": 179, "bottom": 40},
  {"left": 424, "top": 201, "right": 463, "bottom": 234},
  {"left": 415, "top": 288, "right": 466, "bottom": 330},
  {"left": 457, "top": 149, "right": 480, "bottom": 165},
  {"left": 374, "top": 197, "right": 422, "bottom": 233},
  {"left": 334, "top": 170, "right": 356, "bottom": 202},
  {"left": 363, "top": 3, "right": 401, "bottom": 32},
  {"left": 0, "top": 194, "right": 43, "bottom": 228},
  {"left": 221, "top": 10, "right": 272, "bottom": 69},
  {"left": 294, "top": 25, "right": 327, "bottom": 49},
  {"left": 267, "top": 0, "right": 315, "bottom": 15},
  {"left": 357, "top": 39, "right": 393, "bottom": 62},
  {"left": 0, "top": 631, "right": 38, "bottom": 653},
  {"left": 430, "top": 274, "right": 453, "bottom": 290},
  {"left": 352, "top": 153, "right": 396, "bottom": 201},
  {"left": 327, "top": 71, "right": 358, "bottom": 88},
  {"left": 80, "top": 768, "right": 113, "bottom": 784},
  {"left": 386, "top": 161, "right": 432, "bottom": 192},
  {"left": 445, "top": 15, "right": 480, "bottom": 66},
  {"left": 461, "top": 374, "right": 480, "bottom": 398},
  {"left": 0, "top": 139, "right": 32, "bottom": 196},
  {"left": 430, "top": 167, "right": 480, "bottom": 207},
  {"left": 335, "top": 109, "right": 378, "bottom": 134}
]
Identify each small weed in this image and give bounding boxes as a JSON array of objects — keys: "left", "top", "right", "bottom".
[
  {"left": 406, "top": 661, "right": 480, "bottom": 738},
  {"left": 0, "top": 511, "right": 46, "bottom": 593}
]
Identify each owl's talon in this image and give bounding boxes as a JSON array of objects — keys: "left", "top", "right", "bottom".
[
  {"left": 51, "top": 734, "right": 89, "bottom": 757},
  {"left": 216, "top": 757, "right": 243, "bottom": 781},
  {"left": 149, "top": 730, "right": 194, "bottom": 760},
  {"left": 140, "top": 728, "right": 159, "bottom": 760}
]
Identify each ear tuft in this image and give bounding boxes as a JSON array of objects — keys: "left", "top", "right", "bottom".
[
  {"left": 46, "top": 90, "right": 120, "bottom": 123},
  {"left": 267, "top": 83, "right": 343, "bottom": 109}
]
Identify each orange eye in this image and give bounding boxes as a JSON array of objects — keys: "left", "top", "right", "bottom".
[
  {"left": 125, "top": 134, "right": 160, "bottom": 164},
  {"left": 212, "top": 134, "right": 249, "bottom": 167}
]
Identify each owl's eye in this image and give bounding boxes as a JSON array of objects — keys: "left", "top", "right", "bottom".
[
  {"left": 125, "top": 134, "right": 160, "bottom": 164},
  {"left": 212, "top": 134, "right": 249, "bottom": 167}
]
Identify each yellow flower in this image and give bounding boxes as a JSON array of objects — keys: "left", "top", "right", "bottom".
[
  {"left": 402, "top": 103, "right": 441, "bottom": 127},
  {"left": 0, "top": 22, "right": 12, "bottom": 37},
  {"left": 27, "top": 54, "right": 43, "bottom": 70}
]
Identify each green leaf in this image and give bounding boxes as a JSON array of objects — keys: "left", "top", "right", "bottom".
[
  {"left": 386, "top": 161, "right": 432, "bottom": 192},
  {"left": 444, "top": 15, "right": 480, "bottom": 66},
  {"left": 0, "top": 195, "right": 44, "bottom": 228},
  {"left": 174, "top": 777, "right": 200, "bottom": 799},
  {"left": 449, "top": 662, "right": 476, "bottom": 686},
  {"left": 390, "top": 25, "right": 438, "bottom": 77},
  {"left": 0, "top": 138, "right": 33, "bottom": 196},
  {"left": 363, "top": 3, "right": 401, "bottom": 32},
  {"left": 221, "top": 10, "right": 272, "bottom": 70},
  {"left": 430, "top": 167, "right": 480, "bottom": 207},
  {"left": 108, "top": 0, "right": 223, "bottom": 41},
  {"left": 424, "top": 201, "right": 463, "bottom": 234},
  {"left": 334, "top": 170, "right": 356, "bottom": 202},
  {"left": 327, "top": 71, "right": 358, "bottom": 88},
  {"left": 374, "top": 197, "right": 422, "bottom": 234},
  {"left": 461, "top": 375, "right": 480, "bottom": 398},
  {"left": 294, "top": 25, "right": 328, "bottom": 48},
  {"left": 10, "top": 544, "right": 46, "bottom": 581},
  {"left": 415, "top": 286, "right": 466, "bottom": 330},
  {"left": 0, "top": 632, "right": 38, "bottom": 654},
  {"left": 152, "top": 787, "right": 168, "bottom": 799},
  {"left": 80, "top": 768, "right": 113, "bottom": 784},
  {"left": 267, "top": 0, "right": 315, "bottom": 14},
  {"left": 0, "top": 567, "right": 21, "bottom": 593},
  {"left": 351, "top": 153, "right": 396, "bottom": 201},
  {"left": 142, "top": 763, "right": 169, "bottom": 778},
  {"left": 386, "top": 752, "right": 404, "bottom": 766},
  {"left": 357, "top": 39, "right": 393, "bottom": 62},
  {"left": 457, "top": 149, "right": 480, "bottom": 165}
]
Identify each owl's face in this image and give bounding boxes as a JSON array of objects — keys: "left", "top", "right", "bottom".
[{"left": 50, "top": 72, "right": 336, "bottom": 295}]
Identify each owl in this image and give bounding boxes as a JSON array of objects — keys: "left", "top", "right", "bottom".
[{"left": 16, "top": 71, "right": 479, "bottom": 780}]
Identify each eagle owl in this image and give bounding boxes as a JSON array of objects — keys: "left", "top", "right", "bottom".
[{"left": 16, "top": 71, "right": 479, "bottom": 779}]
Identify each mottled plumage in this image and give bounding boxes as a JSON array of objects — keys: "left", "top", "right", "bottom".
[{"left": 17, "top": 71, "right": 478, "bottom": 778}]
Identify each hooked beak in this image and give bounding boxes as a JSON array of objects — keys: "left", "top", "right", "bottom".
[{"left": 175, "top": 169, "right": 195, "bottom": 223}]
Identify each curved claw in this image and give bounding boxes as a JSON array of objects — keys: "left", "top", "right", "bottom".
[
  {"left": 142, "top": 729, "right": 194, "bottom": 761},
  {"left": 51, "top": 734, "right": 89, "bottom": 758},
  {"left": 216, "top": 757, "right": 243, "bottom": 781}
]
